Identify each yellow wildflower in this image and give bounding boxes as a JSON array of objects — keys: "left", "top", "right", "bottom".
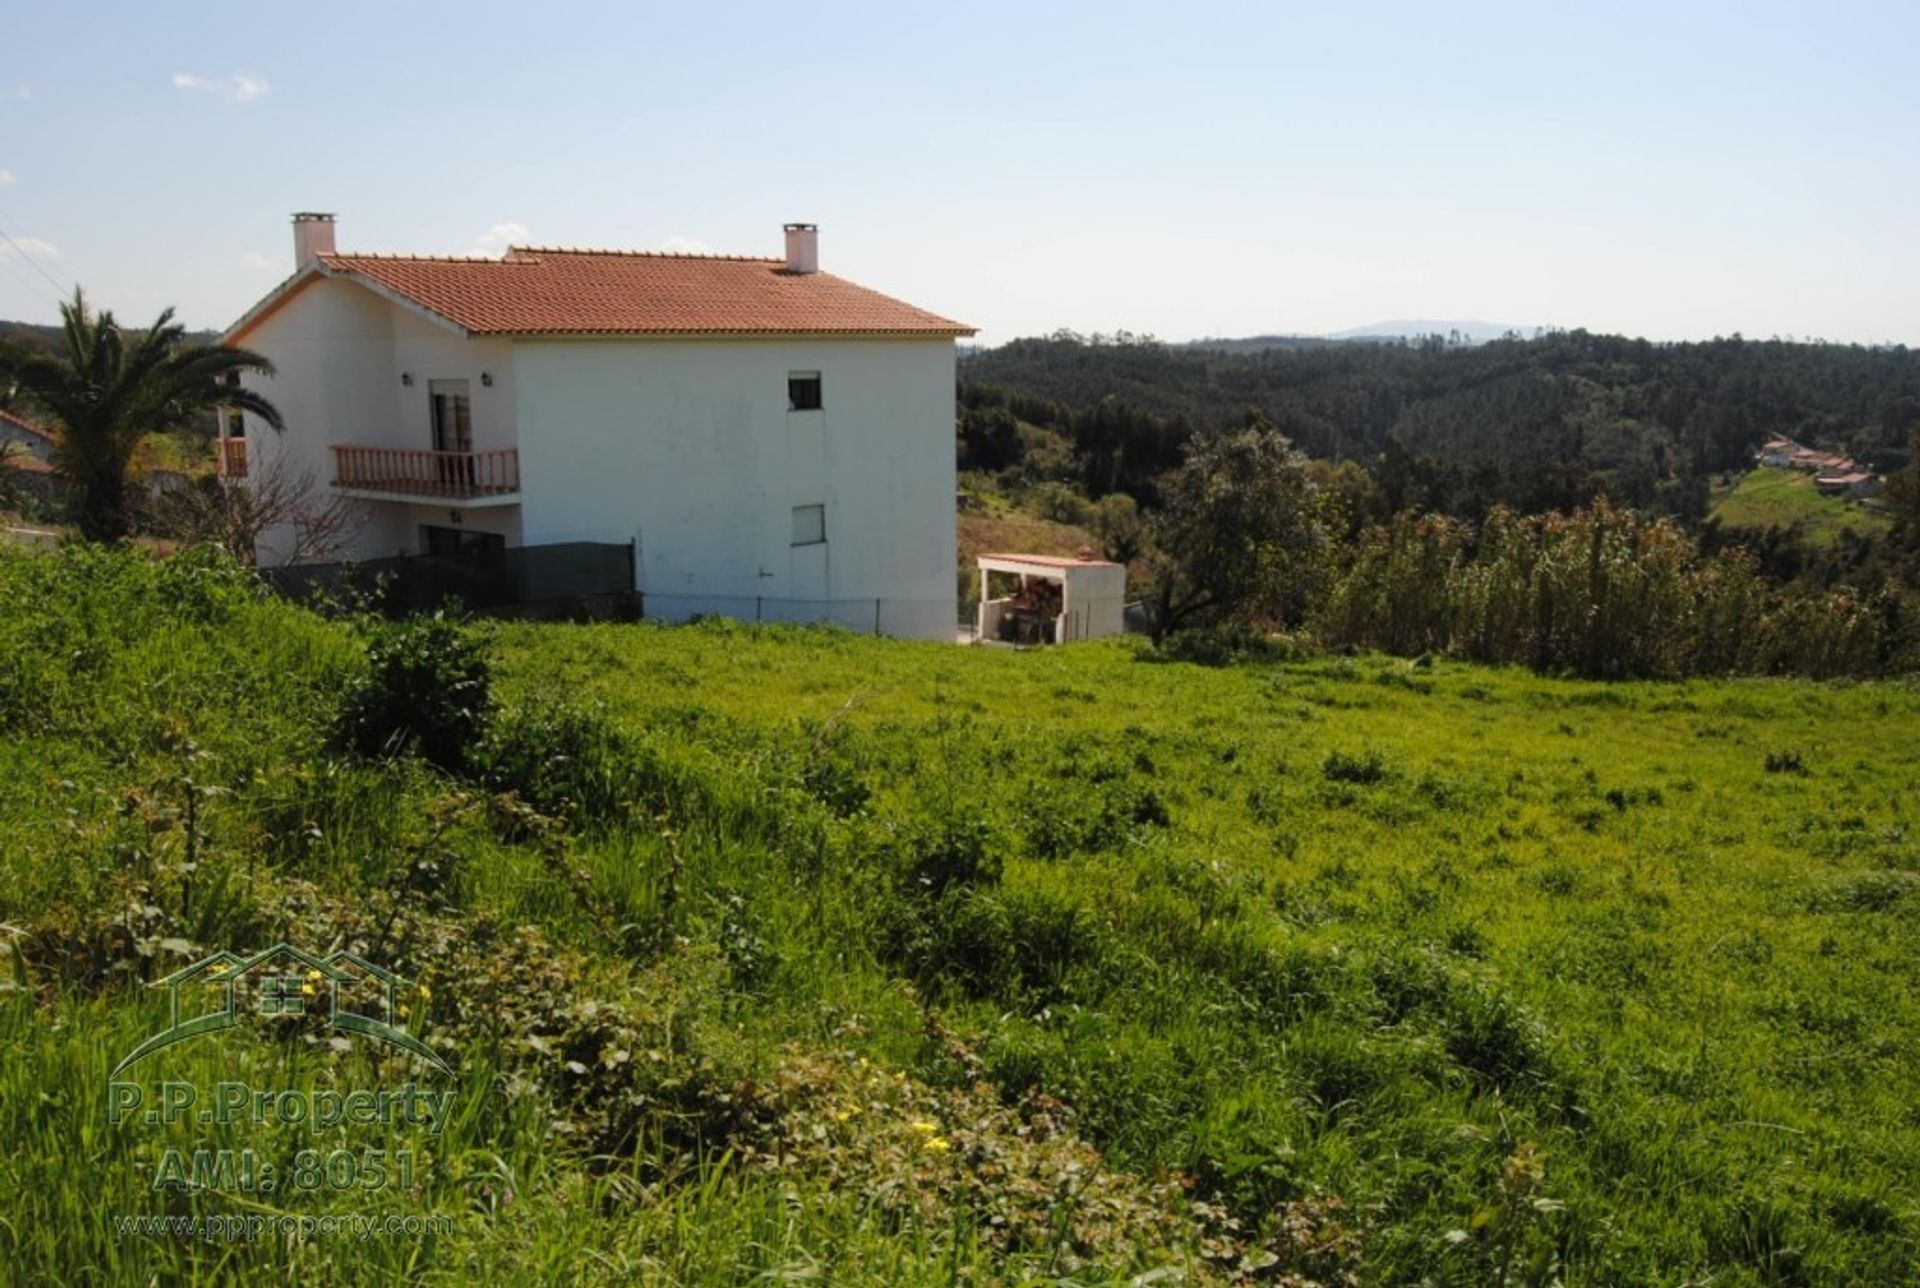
[
  {"left": 923, "top": 1137, "right": 951, "bottom": 1154},
  {"left": 910, "top": 1120, "right": 937, "bottom": 1134},
  {"left": 417, "top": 983, "right": 431, "bottom": 999},
  {"left": 299, "top": 983, "right": 316, "bottom": 997}
]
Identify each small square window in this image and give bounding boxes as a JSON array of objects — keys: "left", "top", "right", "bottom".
[
  {"left": 791, "top": 504, "right": 826, "bottom": 546},
  {"left": 788, "top": 372, "right": 822, "bottom": 411}
]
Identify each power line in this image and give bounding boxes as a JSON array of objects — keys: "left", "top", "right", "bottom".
[
  {"left": 0, "top": 207, "right": 71, "bottom": 299},
  {"left": 0, "top": 251, "right": 61, "bottom": 313}
]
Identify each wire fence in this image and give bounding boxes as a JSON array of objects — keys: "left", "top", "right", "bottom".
[{"left": 640, "top": 591, "right": 956, "bottom": 639}]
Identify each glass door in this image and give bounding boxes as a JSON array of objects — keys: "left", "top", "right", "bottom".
[{"left": 429, "top": 380, "right": 473, "bottom": 492}]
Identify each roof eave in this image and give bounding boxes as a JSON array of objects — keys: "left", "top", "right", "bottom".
[
  {"left": 223, "top": 260, "right": 474, "bottom": 348},
  {"left": 493, "top": 326, "right": 977, "bottom": 340}
]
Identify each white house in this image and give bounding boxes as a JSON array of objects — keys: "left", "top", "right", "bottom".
[{"left": 223, "top": 213, "right": 973, "bottom": 640}]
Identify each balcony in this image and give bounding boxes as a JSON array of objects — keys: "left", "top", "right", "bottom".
[
  {"left": 330, "top": 445, "right": 520, "bottom": 506},
  {"left": 215, "top": 437, "right": 248, "bottom": 479}
]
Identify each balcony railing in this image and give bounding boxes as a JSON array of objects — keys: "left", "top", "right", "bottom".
[
  {"left": 215, "top": 438, "right": 248, "bottom": 479},
  {"left": 330, "top": 445, "right": 520, "bottom": 500}
]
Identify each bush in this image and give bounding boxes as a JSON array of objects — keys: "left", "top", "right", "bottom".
[
  {"left": 335, "top": 614, "right": 492, "bottom": 773},
  {"left": 475, "top": 696, "right": 635, "bottom": 826},
  {"left": 1150, "top": 624, "right": 1303, "bottom": 668},
  {"left": 1322, "top": 749, "right": 1390, "bottom": 785},
  {"left": 891, "top": 816, "right": 1005, "bottom": 898}
]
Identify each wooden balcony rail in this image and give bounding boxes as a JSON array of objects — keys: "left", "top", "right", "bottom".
[
  {"left": 330, "top": 445, "right": 520, "bottom": 500},
  {"left": 215, "top": 437, "right": 248, "bottom": 478}
]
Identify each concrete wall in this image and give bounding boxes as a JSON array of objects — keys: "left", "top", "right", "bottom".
[{"left": 512, "top": 335, "right": 957, "bottom": 640}]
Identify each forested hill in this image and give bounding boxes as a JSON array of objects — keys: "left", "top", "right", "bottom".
[{"left": 960, "top": 331, "right": 1920, "bottom": 519}]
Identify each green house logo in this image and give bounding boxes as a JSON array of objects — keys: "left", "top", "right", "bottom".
[{"left": 112, "top": 943, "right": 453, "bottom": 1078}]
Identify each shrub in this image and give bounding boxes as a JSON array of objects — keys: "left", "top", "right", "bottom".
[
  {"left": 1150, "top": 624, "right": 1304, "bottom": 668},
  {"left": 474, "top": 696, "right": 635, "bottom": 826},
  {"left": 1025, "top": 779, "right": 1169, "bottom": 859},
  {"left": 1765, "top": 749, "right": 1808, "bottom": 775},
  {"left": 1322, "top": 749, "right": 1389, "bottom": 785},
  {"left": 335, "top": 614, "right": 492, "bottom": 773},
  {"left": 892, "top": 816, "right": 1005, "bottom": 897}
]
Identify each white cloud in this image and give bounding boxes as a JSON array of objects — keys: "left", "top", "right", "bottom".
[
  {"left": 240, "top": 251, "right": 279, "bottom": 271},
  {"left": 0, "top": 169, "right": 13, "bottom": 187},
  {"left": 172, "top": 72, "right": 270, "bottom": 104},
  {"left": 470, "top": 221, "right": 530, "bottom": 257},
  {"left": 0, "top": 235, "right": 60, "bottom": 262},
  {"left": 660, "top": 235, "right": 711, "bottom": 254},
  {"left": 10, "top": 88, "right": 27, "bottom": 101}
]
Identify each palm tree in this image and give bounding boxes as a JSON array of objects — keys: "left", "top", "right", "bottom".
[{"left": 6, "top": 288, "right": 283, "bottom": 542}]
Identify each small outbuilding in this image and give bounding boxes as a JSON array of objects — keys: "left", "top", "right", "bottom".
[{"left": 974, "top": 552, "right": 1126, "bottom": 645}]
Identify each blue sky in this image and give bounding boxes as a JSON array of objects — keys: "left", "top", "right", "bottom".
[{"left": 1, "top": 0, "right": 1915, "bottom": 345}]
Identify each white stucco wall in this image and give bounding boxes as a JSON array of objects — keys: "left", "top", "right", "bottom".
[
  {"left": 512, "top": 336, "right": 957, "bottom": 640},
  {"left": 236, "top": 277, "right": 519, "bottom": 562},
  {"left": 236, "top": 277, "right": 958, "bottom": 640}
]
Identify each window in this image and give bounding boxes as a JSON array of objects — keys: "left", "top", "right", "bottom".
[
  {"left": 788, "top": 372, "right": 822, "bottom": 411},
  {"left": 791, "top": 504, "right": 826, "bottom": 547},
  {"left": 429, "top": 380, "right": 473, "bottom": 453},
  {"left": 226, "top": 412, "right": 245, "bottom": 438}
]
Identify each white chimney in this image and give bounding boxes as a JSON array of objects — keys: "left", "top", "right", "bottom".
[
  {"left": 783, "top": 222, "right": 818, "bottom": 275},
  {"left": 292, "top": 212, "right": 337, "bottom": 269}
]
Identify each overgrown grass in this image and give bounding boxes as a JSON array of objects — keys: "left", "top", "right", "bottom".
[{"left": 2, "top": 545, "right": 1918, "bottom": 1284}]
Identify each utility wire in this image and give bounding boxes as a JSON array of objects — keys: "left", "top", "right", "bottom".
[
  {"left": 0, "top": 206, "right": 72, "bottom": 299},
  {"left": 0, "top": 252, "right": 60, "bottom": 313}
]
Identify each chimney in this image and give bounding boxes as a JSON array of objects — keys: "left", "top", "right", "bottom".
[
  {"left": 292, "top": 212, "right": 337, "bottom": 269},
  {"left": 783, "top": 222, "right": 818, "bottom": 275}
]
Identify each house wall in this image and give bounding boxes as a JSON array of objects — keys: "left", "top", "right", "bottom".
[
  {"left": 1063, "top": 564, "right": 1127, "bottom": 641},
  {"left": 237, "top": 277, "right": 518, "bottom": 562},
  {"left": 512, "top": 336, "right": 957, "bottom": 641},
  {"left": 0, "top": 417, "right": 54, "bottom": 464}
]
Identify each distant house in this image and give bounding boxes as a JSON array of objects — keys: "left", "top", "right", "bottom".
[
  {"left": 222, "top": 213, "right": 975, "bottom": 640},
  {"left": 1815, "top": 470, "right": 1880, "bottom": 498},
  {"left": 1757, "top": 436, "right": 1799, "bottom": 467},
  {"left": 0, "top": 408, "right": 56, "bottom": 472}
]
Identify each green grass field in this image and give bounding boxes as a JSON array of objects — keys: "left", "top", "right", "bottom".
[
  {"left": 1710, "top": 467, "right": 1890, "bottom": 547},
  {"left": 2, "top": 547, "right": 1918, "bottom": 1284}
]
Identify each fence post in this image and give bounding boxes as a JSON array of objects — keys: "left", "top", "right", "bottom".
[
  {"left": 756, "top": 596, "right": 762, "bottom": 623},
  {"left": 874, "top": 598, "right": 882, "bottom": 637}
]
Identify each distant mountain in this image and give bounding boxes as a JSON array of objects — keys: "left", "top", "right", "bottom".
[{"left": 1327, "top": 319, "right": 1547, "bottom": 344}]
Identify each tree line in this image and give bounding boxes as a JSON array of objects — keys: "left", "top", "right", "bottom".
[
  {"left": 1088, "top": 412, "right": 1920, "bottom": 679},
  {"left": 961, "top": 330, "right": 1920, "bottom": 521}
]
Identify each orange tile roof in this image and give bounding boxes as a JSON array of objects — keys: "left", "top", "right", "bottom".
[{"left": 308, "top": 247, "right": 974, "bottom": 338}]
